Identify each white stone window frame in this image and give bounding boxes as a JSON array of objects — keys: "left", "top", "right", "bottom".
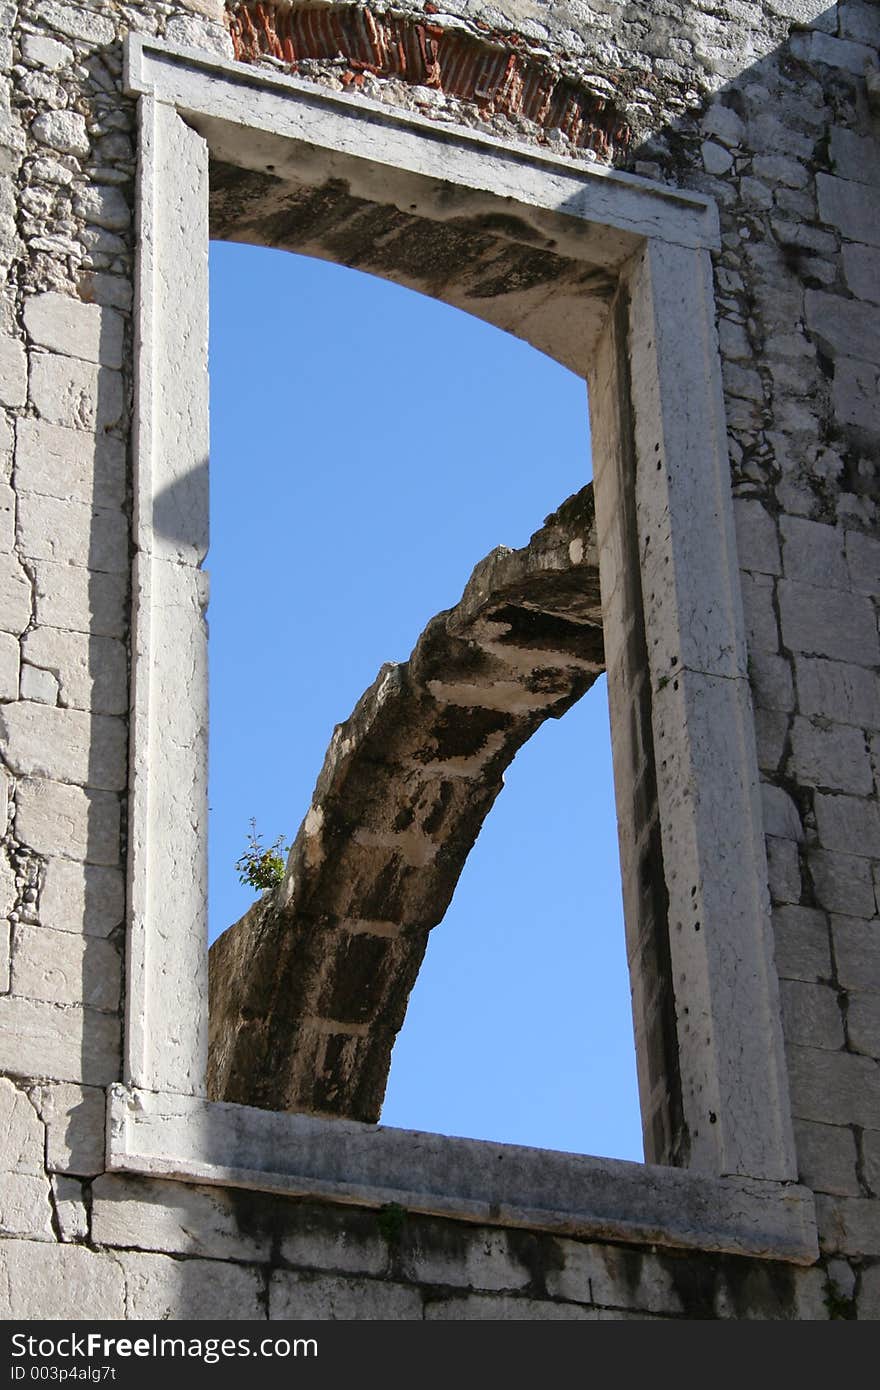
[{"left": 109, "top": 34, "right": 818, "bottom": 1265}]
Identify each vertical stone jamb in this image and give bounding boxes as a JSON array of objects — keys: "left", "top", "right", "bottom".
[
  {"left": 126, "top": 96, "right": 210, "bottom": 1096},
  {"left": 591, "top": 289, "right": 684, "bottom": 1169},
  {"left": 625, "top": 237, "right": 796, "bottom": 1182}
]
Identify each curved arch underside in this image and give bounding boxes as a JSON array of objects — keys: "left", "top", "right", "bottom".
[
  {"left": 208, "top": 160, "right": 618, "bottom": 377},
  {"left": 208, "top": 483, "right": 605, "bottom": 1120}
]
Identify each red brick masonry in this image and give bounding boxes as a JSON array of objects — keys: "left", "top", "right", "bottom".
[{"left": 228, "top": 2, "right": 632, "bottom": 158}]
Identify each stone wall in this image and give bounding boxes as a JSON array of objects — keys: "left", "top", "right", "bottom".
[{"left": 0, "top": 0, "right": 878, "bottom": 1319}]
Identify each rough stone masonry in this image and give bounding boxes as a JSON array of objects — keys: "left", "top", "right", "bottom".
[{"left": 0, "top": 0, "right": 879, "bottom": 1320}]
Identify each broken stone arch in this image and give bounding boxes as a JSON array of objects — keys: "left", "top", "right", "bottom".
[
  {"left": 110, "top": 33, "right": 818, "bottom": 1262},
  {"left": 207, "top": 480, "right": 608, "bottom": 1123}
]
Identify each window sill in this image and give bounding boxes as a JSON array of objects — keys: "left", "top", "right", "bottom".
[{"left": 107, "top": 1086, "right": 818, "bottom": 1265}]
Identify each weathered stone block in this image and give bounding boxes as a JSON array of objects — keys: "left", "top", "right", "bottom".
[
  {"left": 91, "top": 1174, "right": 271, "bottom": 1261},
  {"left": 718, "top": 317, "right": 753, "bottom": 361},
  {"left": 846, "top": 991, "right": 880, "bottom": 1058},
  {"left": 805, "top": 289, "right": 880, "bottom": 366},
  {"left": 772, "top": 905, "right": 832, "bottom": 982},
  {"left": 278, "top": 1209, "right": 388, "bottom": 1279},
  {"left": 810, "top": 850, "right": 876, "bottom": 917},
  {"left": 764, "top": 0, "right": 836, "bottom": 29},
  {"left": 73, "top": 185, "right": 131, "bottom": 234},
  {"left": 816, "top": 174, "right": 880, "bottom": 248},
  {"left": 0, "top": 1239, "right": 125, "bottom": 1319},
  {"left": 0, "top": 918, "right": 9, "bottom": 994},
  {"left": 723, "top": 362, "right": 763, "bottom": 402},
  {"left": 790, "top": 30, "right": 877, "bottom": 76},
  {"left": 830, "top": 127, "right": 880, "bottom": 187},
  {"left": 842, "top": 243, "right": 880, "bottom": 306},
  {"left": 780, "top": 979, "right": 845, "bottom": 1050},
  {"left": 825, "top": 1257, "right": 857, "bottom": 1303},
  {"left": 756, "top": 709, "right": 789, "bottom": 774},
  {"left": 815, "top": 793, "right": 880, "bottom": 858},
  {"left": 15, "top": 417, "right": 126, "bottom": 507},
  {"left": 164, "top": 13, "right": 232, "bottom": 56},
  {"left": 20, "top": 663, "right": 58, "bottom": 704},
  {"left": 404, "top": 1227, "right": 530, "bottom": 1294},
  {"left": 0, "top": 410, "right": 12, "bottom": 467},
  {"left": 0, "top": 629, "right": 18, "bottom": 701},
  {"left": 424, "top": 1291, "right": 593, "bottom": 1319},
  {"left": 787, "top": 1044, "right": 880, "bottom": 1129},
  {"left": 0, "top": 479, "right": 13, "bottom": 551},
  {"left": 40, "top": 858, "right": 124, "bottom": 936},
  {"left": 858, "top": 1263, "right": 880, "bottom": 1320},
  {"left": 749, "top": 652, "right": 793, "bottom": 714},
  {"left": 0, "top": 333, "right": 26, "bottom": 407},
  {"left": 0, "top": 847, "right": 14, "bottom": 920},
  {"left": 846, "top": 529, "right": 880, "bottom": 597},
  {"left": 766, "top": 834, "right": 801, "bottom": 904},
  {"left": 746, "top": 243, "right": 806, "bottom": 323},
  {"left": 51, "top": 1174, "right": 89, "bottom": 1242},
  {"left": 792, "top": 1118, "right": 860, "bottom": 1197},
  {"left": 20, "top": 33, "right": 72, "bottom": 68},
  {"left": 721, "top": 1263, "right": 829, "bottom": 1320},
  {"left": 761, "top": 784, "right": 803, "bottom": 841},
  {"left": 789, "top": 718, "right": 873, "bottom": 796},
  {"left": 831, "top": 916, "right": 880, "bottom": 993},
  {"left": 832, "top": 355, "right": 880, "bottom": 433},
  {"left": 795, "top": 657, "right": 880, "bottom": 730},
  {"left": 863, "top": 1129, "right": 880, "bottom": 1197},
  {"left": 34, "top": 560, "right": 127, "bottom": 639},
  {"left": 18, "top": 492, "right": 128, "bottom": 574},
  {"left": 12, "top": 924, "right": 120, "bottom": 1012},
  {"left": 29, "top": 352, "right": 123, "bottom": 432},
  {"left": 32, "top": 1080, "right": 106, "bottom": 1176},
  {"left": 0, "top": 552, "right": 32, "bottom": 635},
  {"left": 734, "top": 499, "right": 781, "bottom": 575},
  {"left": 779, "top": 580, "right": 879, "bottom": 666},
  {"left": 0, "top": 995, "right": 120, "bottom": 1086},
  {"left": 270, "top": 1269, "right": 422, "bottom": 1319},
  {"left": 748, "top": 113, "right": 814, "bottom": 161},
  {"left": 78, "top": 271, "right": 133, "bottom": 312},
  {"left": 15, "top": 777, "right": 120, "bottom": 864},
  {"left": 724, "top": 393, "right": 763, "bottom": 431},
  {"left": 24, "top": 291, "right": 124, "bottom": 368},
  {"left": 119, "top": 1251, "right": 266, "bottom": 1319},
  {"left": 702, "top": 140, "right": 734, "bottom": 175},
  {"left": 547, "top": 1239, "right": 683, "bottom": 1316},
  {"left": 30, "top": 109, "right": 89, "bottom": 157},
  {"left": 0, "top": 1170, "right": 55, "bottom": 1238},
  {"left": 815, "top": 1195, "right": 880, "bottom": 1258},
  {"left": 0, "top": 1075, "right": 45, "bottom": 1174},
  {"left": 33, "top": 1, "right": 116, "bottom": 45},
  {"left": 839, "top": 0, "right": 880, "bottom": 44},
  {"left": 758, "top": 158, "right": 812, "bottom": 197},
  {"left": 740, "top": 570, "right": 779, "bottom": 653},
  {"left": 22, "top": 627, "right": 127, "bottom": 715},
  {"left": 780, "top": 516, "right": 847, "bottom": 589},
  {"left": 0, "top": 701, "right": 127, "bottom": 791}
]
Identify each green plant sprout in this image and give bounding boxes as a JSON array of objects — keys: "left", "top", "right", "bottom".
[{"left": 235, "top": 818, "right": 291, "bottom": 892}]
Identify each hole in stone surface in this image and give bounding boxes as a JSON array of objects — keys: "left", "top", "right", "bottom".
[{"left": 207, "top": 240, "right": 642, "bottom": 1161}]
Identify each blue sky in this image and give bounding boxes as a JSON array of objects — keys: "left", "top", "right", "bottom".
[{"left": 207, "top": 240, "right": 643, "bottom": 1163}]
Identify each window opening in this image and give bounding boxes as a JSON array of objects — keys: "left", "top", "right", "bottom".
[
  {"left": 207, "top": 241, "right": 641, "bottom": 1158},
  {"left": 118, "top": 44, "right": 810, "bottom": 1257}
]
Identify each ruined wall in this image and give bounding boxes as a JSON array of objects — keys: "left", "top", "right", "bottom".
[{"left": 0, "top": 0, "right": 878, "bottom": 1319}]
